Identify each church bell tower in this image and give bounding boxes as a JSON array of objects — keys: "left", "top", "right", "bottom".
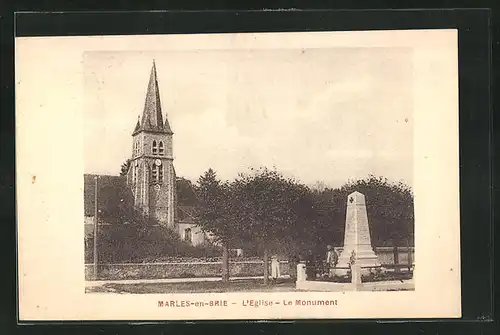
[{"left": 127, "top": 61, "right": 175, "bottom": 228}]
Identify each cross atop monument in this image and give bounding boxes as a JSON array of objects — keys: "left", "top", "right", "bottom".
[{"left": 347, "top": 191, "right": 366, "bottom": 205}]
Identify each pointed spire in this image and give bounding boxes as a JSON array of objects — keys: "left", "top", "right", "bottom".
[
  {"left": 133, "top": 115, "right": 141, "bottom": 134},
  {"left": 134, "top": 61, "right": 173, "bottom": 135},
  {"left": 164, "top": 114, "right": 173, "bottom": 134}
]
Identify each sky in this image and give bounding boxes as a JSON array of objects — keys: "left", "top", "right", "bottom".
[{"left": 83, "top": 47, "right": 413, "bottom": 189}]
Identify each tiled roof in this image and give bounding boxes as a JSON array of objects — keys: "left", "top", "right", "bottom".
[
  {"left": 177, "top": 205, "right": 196, "bottom": 223},
  {"left": 83, "top": 174, "right": 134, "bottom": 220}
]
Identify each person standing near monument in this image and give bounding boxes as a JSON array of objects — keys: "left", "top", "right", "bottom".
[
  {"left": 288, "top": 253, "right": 299, "bottom": 280},
  {"left": 271, "top": 254, "right": 281, "bottom": 282},
  {"left": 305, "top": 249, "right": 317, "bottom": 281},
  {"left": 326, "top": 245, "right": 338, "bottom": 277}
]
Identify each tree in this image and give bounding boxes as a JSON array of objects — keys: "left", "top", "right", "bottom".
[
  {"left": 194, "top": 168, "right": 236, "bottom": 282},
  {"left": 176, "top": 177, "right": 198, "bottom": 206},
  {"left": 338, "top": 175, "right": 414, "bottom": 247},
  {"left": 311, "top": 180, "right": 328, "bottom": 192},
  {"left": 277, "top": 175, "right": 415, "bottom": 256},
  {"left": 305, "top": 187, "right": 346, "bottom": 248},
  {"left": 120, "top": 159, "right": 131, "bottom": 176},
  {"left": 85, "top": 209, "right": 221, "bottom": 264},
  {"left": 233, "top": 167, "right": 311, "bottom": 284}
]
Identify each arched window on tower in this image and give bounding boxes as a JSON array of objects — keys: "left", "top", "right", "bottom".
[
  {"left": 152, "top": 140, "right": 158, "bottom": 155},
  {"left": 159, "top": 141, "right": 164, "bottom": 156},
  {"left": 158, "top": 164, "right": 164, "bottom": 182},
  {"left": 152, "top": 165, "right": 158, "bottom": 182},
  {"left": 152, "top": 163, "right": 163, "bottom": 183}
]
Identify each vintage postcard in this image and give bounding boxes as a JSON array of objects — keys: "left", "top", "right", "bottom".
[{"left": 16, "top": 30, "right": 461, "bottom": 321}]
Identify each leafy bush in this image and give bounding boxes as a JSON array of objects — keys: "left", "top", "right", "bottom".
[
  {"left": 361, "top": 269, "right": 413, "bottom": 283},
  {"left": 177, "top": 272, "right": 196, "bottom": 278},
  {"left": 85, "top": 223, "right": 222, "bottom": 264},
  {"left": 348, "top": 250, "right": 356, "bottom": 267}
]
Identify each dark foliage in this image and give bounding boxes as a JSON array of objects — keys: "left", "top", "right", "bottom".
[
  {"left": 194, "top": 168, "right": 240, "bottom": 246},
  {"left": 120, "top": 159, "right": 131, "bottom": 176},
  {"left": 333, "top": 175, "right": 414, "bottom": 247},
  {"left": 90, "top": 166, "right": 414, "bottom": 265},
  {"left": 85, "top": 215, "right": 221, "bottom": 264},
  {"left": 176, "top": 177, "right": 198, "bottom": 206},
  {"left": 193, "top": 169, "right": 414, "bottom": 260},
  {"left": 84, "top": 174, "right": 134, "bottom": 223},
  {"left": 194, "top": 168, "right": 233, "bottom": 281}
]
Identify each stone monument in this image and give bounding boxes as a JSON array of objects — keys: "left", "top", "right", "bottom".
[{"left": 336, "top": 191, "right": 381, "bottom": 276}]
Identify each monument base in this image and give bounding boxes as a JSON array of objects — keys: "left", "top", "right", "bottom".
[
  {"left": 296, "top": 264, "right": 414, "bottom": 292},
  {"left": 335, "top": 244, "right": 382, "bottom": 276}
]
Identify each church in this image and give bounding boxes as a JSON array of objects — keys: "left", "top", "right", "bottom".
[{"left": 84, "top": 61, "right": 206, "bottom": 246}]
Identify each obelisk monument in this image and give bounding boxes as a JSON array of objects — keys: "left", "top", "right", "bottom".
[{"left": 336, "top": 191, "right": 381, "bottom": 275}]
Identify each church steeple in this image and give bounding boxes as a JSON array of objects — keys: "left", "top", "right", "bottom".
[
  {"left": 127, "top": 60, "right": 176, "bottom": 230},
  {"left": 133, "top": 60, "right": 173, "bottom": 135}
]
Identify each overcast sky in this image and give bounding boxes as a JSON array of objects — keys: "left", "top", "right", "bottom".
[{"left": 83, "top": 48, "right": 413, "bottom": 189}]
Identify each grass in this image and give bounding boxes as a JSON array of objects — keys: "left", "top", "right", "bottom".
[
  {"left": 86, "top": 278, "right": 414, "bottom": 294},
  {"left": 86, "top": 278, "right": 297, "bottom": 294}
]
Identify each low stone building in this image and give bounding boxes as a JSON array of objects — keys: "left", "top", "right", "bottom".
[{"left": 177, "top": 206, "right": 206, "bottom": 246}]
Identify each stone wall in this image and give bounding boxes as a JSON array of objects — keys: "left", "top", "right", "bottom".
[
  {"left": 86, "top": 261, "right": 291, "bottom": 281},
  {"left": 85, "top": 247, "right": 414, "bottom": 281},
  {"left": 335, "top": 246, "right": 414, "bottom": 265},
  {"left": 375, "top": 247, "right": 414, "bottom": 265}
]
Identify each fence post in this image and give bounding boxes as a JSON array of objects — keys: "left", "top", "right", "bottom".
[
  {"left": 351, "top": 264, "right": 362, "bottom": 291},
  {"left": 407, "top": 246, "right": 413, "bottom": 272},
  {"left": 93, "top": 176, "right": 99, "bottom": 280},
  {"left": 393, "top": 246, "right": 399, "bottom": 273},
  {"left": 297, "top": 263, "right": 306, "bottom": 282}
]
